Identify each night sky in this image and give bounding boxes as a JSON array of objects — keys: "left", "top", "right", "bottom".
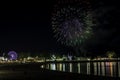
[
  {"left": 0, "top": 1, "right": 57, "bottom": 53},
  {"left": 0, "top": 0, "right": 120, "bottom": 55}
]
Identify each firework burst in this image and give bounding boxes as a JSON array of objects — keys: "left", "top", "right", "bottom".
[{"left": 52, "top": 0, "right": 95, "bottom": 47}]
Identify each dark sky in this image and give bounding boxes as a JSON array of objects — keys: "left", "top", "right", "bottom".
[
  {"left": 0, "top": 1, "right": 58, "bottom": 53},
  {"left": 86, "top": 0, "right": 120, "bottom": 55},
  {"left": 0, "top": 0, "right": 120, "bottom": 55}
]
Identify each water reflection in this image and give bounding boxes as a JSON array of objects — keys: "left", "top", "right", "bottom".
[
  {"left": 42, "top": 61, "right": 120, "bottom": 77},
  {"left": 119, "top": 62, "right": 120, "bottom": 77},
  {"left": 69, "top": 63, "right": 72, "bottom": 72},
  {"left": 101, "top": 62, "right": 105, "bottom": 76},
  {"left": 50, "top": 63, "right": 56, "bottom": 70},
  {"left": 93, "top": 62, "right": 97, "bottom": 75},
  {"left": 87, "top": 62, "right": 90, "bottom": 74},
  {"left": 77, "top": 63, "right": 80, "bottom": 73},
  {"left": 59, "top": 63, "right": 62, "bottom": 71},
  {"left": 105, "top": 62, "right": 116, "bottom": 77}
]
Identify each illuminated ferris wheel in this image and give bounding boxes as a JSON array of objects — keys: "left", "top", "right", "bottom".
[{"left": 8, "top": 51, "right": 18, "bottom": 60}]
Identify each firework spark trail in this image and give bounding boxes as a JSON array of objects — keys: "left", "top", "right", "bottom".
[{"left": 52, "top": 0, "right": 95, "bottom": 47}]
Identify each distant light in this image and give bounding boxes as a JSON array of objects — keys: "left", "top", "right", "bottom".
[
  {"left": 41, "top": 65, "right": 44, "bottom": 68},
  {"left": 51, "top": 54, "right": 56, "bottom": 61},
  {"left": 0, "top": 57, "right": 4, "bottom": 60},
  {"left": 87, "top": 58, "right": 90, "bottom": 60},
  {"left": 68, "top": 55, "right": 72, "bottom": 60},
  {"left": 8, "top": 51, "right": 18, "bottom": 60}
]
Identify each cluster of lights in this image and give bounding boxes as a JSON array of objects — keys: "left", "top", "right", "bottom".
[{"left": 0, "top": 51, "right": 18, "bottom": 61}]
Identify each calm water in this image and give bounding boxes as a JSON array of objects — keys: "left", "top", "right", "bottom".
[{"left": 41, "top": 61, "right": 120, "bottom": 77}]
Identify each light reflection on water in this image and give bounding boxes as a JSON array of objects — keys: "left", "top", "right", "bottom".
[
  {"left": 87, "top": 62, "right": 90, "bottom": 74},
  {"left": 43, "top": 62, "right": 120, "bottom": 77},
  {"left": 50, "top": 63, "right": 56, "bottom": 70},
  {"left": 119, "top": 62, "right": 120, "bottom": 77},
  {"left": 101, "top": 62, "right": 105, "bottom": 76}
]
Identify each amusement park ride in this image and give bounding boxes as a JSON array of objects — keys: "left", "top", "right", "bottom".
[{"left": 0, "top": 51, "right": 17, "bottom": 61}]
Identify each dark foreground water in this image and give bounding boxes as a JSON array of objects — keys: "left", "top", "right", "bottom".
[
  {"left": 42, "top": 61, "right": 120, "bottom": 77},
  {"left": 0, "top": 62, "right": 119, "bottom": 80}
]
